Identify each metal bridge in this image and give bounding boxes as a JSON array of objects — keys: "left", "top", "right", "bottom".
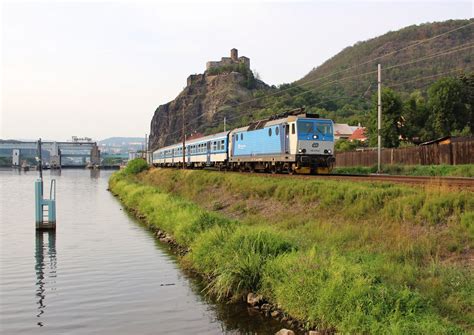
[{"left": 0, "top": 140, "right": 100, "bottom": 168}]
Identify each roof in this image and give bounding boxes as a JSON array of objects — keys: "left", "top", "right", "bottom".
[
  {"left": 420, "top": 136, "right": 451, "bottom": 146},
  {"left": 348, "top": 127, "right": 367, "bottom": 141},
  {"left": 154, "top": 131, "right": 230, "bottom": 152},
  {"left": 334, "top": 123, "right": 353, "bottom": 136}
]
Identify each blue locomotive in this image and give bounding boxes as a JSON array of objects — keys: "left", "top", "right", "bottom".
[{"left": 152, "top": 109, "right": 335, "bottom": 174}]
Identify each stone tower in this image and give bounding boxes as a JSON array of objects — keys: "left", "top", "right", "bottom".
[{"left": 231, "top": 48, "right": 238, "bottom": 61}]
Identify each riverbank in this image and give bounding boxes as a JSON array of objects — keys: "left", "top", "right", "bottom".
[
  {"left": 109, "top": 166, "right": 473, "bottom": 334},
  {"left": 333, "top": 164, "right": 474, "bottom": 177}
]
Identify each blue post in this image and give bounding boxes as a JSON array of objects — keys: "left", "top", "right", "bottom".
[
  {"left": 35, "top": 179, "right": 43, "bottom": 227},
  {"left": 35, "top": 139, "right": 56, "bottom": 230}
]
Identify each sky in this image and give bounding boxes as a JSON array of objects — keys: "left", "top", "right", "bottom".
[{"left": 1, "top": 0, "right": 472, "bottom": 141}]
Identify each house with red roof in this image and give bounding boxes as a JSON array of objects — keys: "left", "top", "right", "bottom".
[{"left": 348, "top": 127, "right": 368, "bottom": 142}]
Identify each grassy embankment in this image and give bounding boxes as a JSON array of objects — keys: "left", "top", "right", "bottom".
[
  {"left": 110, "top": 162, "right": 473, "bottom": 334},
  {"left": 333, "top": 164, "right": 474, "bottom": 177}
]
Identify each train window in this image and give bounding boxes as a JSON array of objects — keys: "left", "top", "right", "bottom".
[
  {"left": 213, "top": 141, "right": 217, "bottom": 151},
  {"left": 291, "top": 124, "right": 295, "bottom": 134},
  {"left": 240, "top": 133, "right": 243, "bottom": 141},
  {"left": 275, "top": 127, "right": 279, "bottom": 136},
  {"left": 316, "top": 124, "right": 331, "bottom": 135},
  {"left": 268, "top": 128, "right": 272, "bottom": 137},
  {"left": 221, "top": 139, "right": 225, "bottom": 150}
]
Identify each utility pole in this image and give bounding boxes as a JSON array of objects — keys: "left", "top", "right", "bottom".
[
  {"left": 182, "top": 109, "right": 186, "bottom": 169},
  {"left": 144, "top": 133, "right": 147, "bottom": 161},
  {"left": 377, "top": 63, "right": 382, "bottom": 174},
  {"left": 224, "top": 117, "right": 226, "bottom": 132},
  {"left": 37, "top": 139, "right": 43, "bottom": 195}
]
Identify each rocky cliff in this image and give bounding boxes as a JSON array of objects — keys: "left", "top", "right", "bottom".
[{"left": 149, "top": 71, "right": 268, "bottom": 150}]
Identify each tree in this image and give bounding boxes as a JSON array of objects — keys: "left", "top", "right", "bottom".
[
  {"left": 427, "top": 77, "right": 470, "bottom": 137},
  {"left": 369, "top": 87, "right": 403, "bottom": 148},
  {"left": 402, "top": 90, "right": 430, "bottom": 142},
  {"left": 335, "top": 139, "right": 361, "bottom": 152}
]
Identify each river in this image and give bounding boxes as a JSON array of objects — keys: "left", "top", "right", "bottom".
[{"left": 0, "top": 169, "right": 286, "bottom": 334}]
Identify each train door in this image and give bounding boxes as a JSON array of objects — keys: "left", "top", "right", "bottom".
[
  {"left": 206, "top": 141, "right": 211, "bottom": 165},
  {"left": 187, "top": 145, "right": 191, "bottom": 164},
  {"left": 284, "top": 124, "right": 290, "bottom": 153},
  {"left": 171, "top": 149, "right": 174, "bottom": 164}
]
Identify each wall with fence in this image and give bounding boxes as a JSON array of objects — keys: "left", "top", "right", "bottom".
[{"left": 335, "top": 137, "right": 474, "bottom": 167}]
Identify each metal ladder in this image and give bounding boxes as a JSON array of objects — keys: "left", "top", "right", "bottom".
[{"left": 42, "top": 206, "right": 49, "bottom": 223}]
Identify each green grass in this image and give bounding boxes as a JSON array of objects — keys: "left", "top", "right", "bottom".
[
  {"left": 333, "top": 164, "right": 474, "bottom": 177},
  {"left": 109, "top": 168, "right": 473, "bottom": 333}
]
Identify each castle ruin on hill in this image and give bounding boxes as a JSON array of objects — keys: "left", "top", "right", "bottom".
[{"left": 206, "top": 48, "right": 250, "bottom": 71}]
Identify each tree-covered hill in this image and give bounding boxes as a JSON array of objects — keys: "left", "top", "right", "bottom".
[{"left": 297, "top": 19, "right": 473, "bottom": 102}]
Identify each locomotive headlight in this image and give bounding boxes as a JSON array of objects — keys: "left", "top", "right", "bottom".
[
  {"left": 328, "top": 149, "right": 332, "bottom": 154},
  {"left": 298, "top": 149, "right": 302, "bottom": 153},
  {"left": 313, "top": 135, "right": 318, "bottom": 139}
]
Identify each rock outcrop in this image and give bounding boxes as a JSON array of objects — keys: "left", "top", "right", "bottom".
[{"left": 149, "top": 71, "right": 268, "bottom": 150}]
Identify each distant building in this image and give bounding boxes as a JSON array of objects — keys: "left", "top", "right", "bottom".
[
  {"left": 334, "top": 123, "right": 366, "bottom": 141},
  {"left": 206, "top": 48, "right": 250, "bottom": 71},
  {"left": 334, "top": 123, "right": 354, "bottom": 140},
  {"left": 348, "top": 127, "right": 367, "bottom": 142}
]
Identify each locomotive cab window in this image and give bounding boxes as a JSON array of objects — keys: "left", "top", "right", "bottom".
[
  {"left": 291, "top": 124, "right": 295, "bottom": 134},
  {"left": 316, "top": 124, "right": 332, "bottom": 135},
  {"left": 235, "top": 134, "right": 238, "bottom": 142},
  {"left": 275, "top": 127, "right": 279, "bottom": 136},
  {"left": 268, "top": 128, "right": 272, "bottom": 137},
  {"left": 240, "top": 133, "right": 243, "bottom": 141},
  {"left": 299, "top": 121, "right": 314, "bottom": 134}
]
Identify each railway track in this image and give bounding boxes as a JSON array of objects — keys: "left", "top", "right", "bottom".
[
  {"left": 213, "top": 169, "right": 474, "bottom": 190},
  {"left": 313, "top": 173, "right": 474, "bottom": 190}
]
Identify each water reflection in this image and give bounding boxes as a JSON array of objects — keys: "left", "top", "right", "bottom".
[
  {"left": 90, "top": 169, "right": 100, "bottom": 178},
  {"left": 35, "top": 231, "right": 57, "bottom": 327},
  {"left": 50, "top": 169, "right": 61, "bottom": 177}
]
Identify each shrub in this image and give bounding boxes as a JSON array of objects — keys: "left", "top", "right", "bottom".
[
  {"left": 190, "top": 226, "right": 295, "bottom": 300},
  {"left": 124, "top": 158, "right": 148, "bottom": 175}
]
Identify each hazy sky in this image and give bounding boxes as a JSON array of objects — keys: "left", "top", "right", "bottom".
[{"left": 1, "top": 0, "right": 472, "bottom": 141}]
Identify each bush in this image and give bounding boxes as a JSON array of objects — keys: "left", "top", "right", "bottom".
[
  {"left": 124, "top": 158, "right": 148, "bottom": 175},
  {"left": 190, "top": 226, "right": 295, "bottom": 300}
]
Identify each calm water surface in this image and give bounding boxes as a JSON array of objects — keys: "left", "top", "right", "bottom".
[{"left": 0, "top": 169, "right": 285, "bottom": 334}]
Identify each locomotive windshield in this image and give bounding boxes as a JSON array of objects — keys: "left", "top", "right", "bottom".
[
  {"left": 316, "top": 124, "right": 332, "bottom": 135},
  {"left": 297, "top": 119, "right": 333, "bottom": 141}
]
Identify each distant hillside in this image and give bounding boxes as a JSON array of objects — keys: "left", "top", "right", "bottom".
[{"left": 297, "top": 19, "right": 473, "bottom": 100}]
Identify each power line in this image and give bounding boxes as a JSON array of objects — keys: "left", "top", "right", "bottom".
[
  {"left": 293, "top": 21, "right": 474, "bottom": 89},
  {"left": 160, "top": 41, "right": 473, "bottom": 140},
  {"left": 156, "top": 21, "right": 474, "bottom": 120},
  {"left": 387, "top": 67, "right": 473, "bottom": 87},
  {"left": 154, "top": 28, "right": 474, "bottom": 146}
]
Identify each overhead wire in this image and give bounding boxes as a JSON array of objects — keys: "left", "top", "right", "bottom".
[{"left": 153, "top": 22, "right": 474, "bottom": 145}]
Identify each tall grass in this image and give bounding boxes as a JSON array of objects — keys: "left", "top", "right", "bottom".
[
  {"left": 333, "top": 164, "right": 474, "bottom": 177},
  {"left": 262, "top": 249, "right": 463, "bottom": 334},
  {"left": 110, "top": 169, "right": 473, "bottom": 333}
]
